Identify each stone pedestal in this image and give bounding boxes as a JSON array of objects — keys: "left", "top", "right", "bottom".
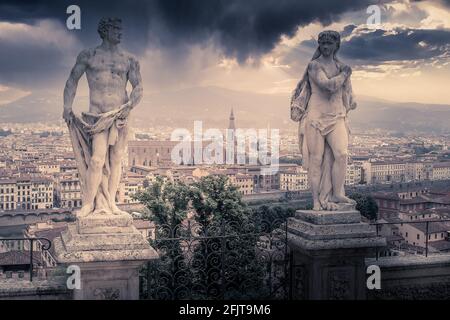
[
  {"left": 54, "top": 212, "right": 158, "bottom": 300},
  {"left": 287, "top": 209, "right": 386, "bottom": 300}
]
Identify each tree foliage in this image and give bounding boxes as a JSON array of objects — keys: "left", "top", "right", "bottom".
[
  {"left": 134, "top": 177, "right": 192, "bottom": 297},
  {"left": 135, "top": 175, "right": 275, "bottom": 299},
  {"left": 349, "top": 193, "right": 379, "bottom": 221},
  {"left": 189, "top": 175, "right": 248, "bottom": 231}
]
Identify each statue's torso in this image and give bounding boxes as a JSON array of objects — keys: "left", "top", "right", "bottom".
[
  {"left": 306, "top": 60, "right": 347, "bottom": 135},
  {"left": 84, "top": 47, "right": 131, "bottom": 114}
]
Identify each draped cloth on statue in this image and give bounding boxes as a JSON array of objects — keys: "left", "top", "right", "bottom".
[
  {"left": 290, "top": 62, "right": 356, "bottom": 204},
  {"left": 67, "top": 106, "right": 127, "bottom": 214}
]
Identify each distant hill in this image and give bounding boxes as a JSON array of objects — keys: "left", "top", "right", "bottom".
[
  {"left": 0, "top": 90, "right": 61, "bottom": 123},
  {"left": 0, "top": 86, "right": 449, "bottom": 133},
  {"left": 349, "top": 95, "right": 450, "bottom": 134}
]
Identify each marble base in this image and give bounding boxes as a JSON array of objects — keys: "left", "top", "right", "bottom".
[
  {"left": 54, "top": 212, "right": 158, "bottom": 300},
  {"left": 69, "top": 260, "right": 147, "bottom": 300},
  {"left": 287, "top": 209, "right": 386, "bottom": 300}
]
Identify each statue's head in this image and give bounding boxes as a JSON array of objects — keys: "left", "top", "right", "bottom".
[
  {"left": 98, "top": 17, "right": 122, "bottom": 44},
  {"left": 317, "top": 30, "right": 340, "bottom": 58}
]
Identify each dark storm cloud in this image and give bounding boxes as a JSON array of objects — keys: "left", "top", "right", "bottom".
[
  {"left": 290, "top": 26, "right": 450, "bottom": 68},
  {"left": 282, "top": 25, "right": 450, "bottom": 77},
  {"left": 341, "top": 24, "right": 357, "bottom": 38},
  {"left": 0, "top": 0, "right": 380, "bottom": 61},
  {"left": 0, "top": 0, "right": 153, "bottom": 89},
  {"left": 0, "top": 0, "right": 384, "bottom": 89},
  {"left": 0, "top": 0, "right": 151, "bottom": 54},
  {"left": 147, "top": 0, "right": 382, "bottom": 62},
  {"left": 340, "top": 28, "right": 450, "bottom": 63},
  {"left": 0, "top": 27, "right": 67, "bottom": 88}
]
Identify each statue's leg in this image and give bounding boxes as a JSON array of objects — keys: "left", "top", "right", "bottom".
[
  {"left": 78, "top": 131, "right": 109, "bottom": 217},
  {"left": 326, "top": 119, "right": 355, "bottom": 205},
  {"left": 305, "top": 123, "right": 325, "bottom": 211},
  {"left": 319, "top": 143, "right": 338, "bottom": 210},
  {"left": 108, "top": 124, "right": 129, "bottom": 215}
]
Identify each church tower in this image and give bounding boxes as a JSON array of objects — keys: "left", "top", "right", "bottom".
[
  {"left": 228, "top": 108, "right": 236, "bottom": 131},
  {"left": 226, "top": 108, "right": 238, "bottom": 165}
]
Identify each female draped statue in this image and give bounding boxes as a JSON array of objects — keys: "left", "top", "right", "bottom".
[{"left": 290, "top": 30, "right": 357, "bottom": 211}]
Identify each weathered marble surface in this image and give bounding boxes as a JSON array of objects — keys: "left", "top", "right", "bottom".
[
  {"left": 54, "top": 213, "right": 157, "bottom": 263},
  {"left": 63, "top": 17, "right": 143, "bottom": 218},
  {"left": 287, "top": 209, "right": 386, "bottom": 300},
  {"left": 290, "top": 30, "right": 357, "bottom": 211},
  {"left": 55, "top": 18, "right": 157, "bottom": 300},
  {"left": 288, "top": 210, "right": 386, "bottom": 251},
  {"left": 294, "top": 208, "right": 360, "bottom": 225}
]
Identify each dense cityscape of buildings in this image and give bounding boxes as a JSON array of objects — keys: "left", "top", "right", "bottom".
[
  {"left": 373, "top": 188, "right": 450, "bottom": 254},
  {"left": 0, "top": 110, "right": 450, "bottom": 273},
  {"left": 1, "top": 112, "right": 449, "bottom": 212}
]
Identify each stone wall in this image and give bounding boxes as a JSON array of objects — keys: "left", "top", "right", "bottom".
[
  {"left": 0, "top": 277, "right": 70, "bottom": 300},
  {"left": 0, "top": 209, "right": 72, "bottom": 227},
  {"left": 366, "top": 254, "right": 450, "bottom": 299}
]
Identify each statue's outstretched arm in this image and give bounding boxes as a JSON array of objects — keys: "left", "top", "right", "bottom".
[
  {"left": 63, "top": 50, "right": 88, "bottom": 113},
  {"left": 308, "top": 62, "right": 349, "bottom": 93}
]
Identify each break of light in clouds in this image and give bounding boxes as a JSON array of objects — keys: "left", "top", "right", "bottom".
[{"left": 0, "top": 0, "right": 449, "bottom": 105}]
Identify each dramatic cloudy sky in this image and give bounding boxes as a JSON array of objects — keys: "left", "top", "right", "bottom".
[{"left": 0, "top": 0, "right": 449, "bottom": 105}]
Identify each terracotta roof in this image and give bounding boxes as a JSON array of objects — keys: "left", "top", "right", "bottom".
[
  {"left": 0, "top": 179, "right": 16, "bottom": 184},
  {"left": 0, "top": 225, "right": 27, "bottom": 238},
  {"left": 381, "top": 216, "right": 403, "bottom": 224},
  {"left": 433, "top": 162, "right": 450, "bottom": 168},
  {"left": 410, "top": 221, "right": 450, "bottom": 233},
  {"left": 399, "top": 195, "right": 431, "bottom": 205},
  {"left": 421, "top": 207, "right": 450, "bottom": 214},
  {"left": 373, "top": 192, "right": 399, "bottom": 200},
  {"left": 386, "top": 234, "right": 404, "bottom": 242},
  {"left": 0, "top": 251, "right": 42, "bottom": 266},
  {"left": 429, "top": 240, "right": 450, "bottom": 251}
]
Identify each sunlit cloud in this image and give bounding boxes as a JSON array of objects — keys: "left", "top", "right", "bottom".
[{"left": 0, "top": 85, "right": 30, "bottom": 105}]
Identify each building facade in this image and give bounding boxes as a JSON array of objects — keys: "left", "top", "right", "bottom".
[
  {"left": 0, "top": 180, "right": 16, "bottom": 211},
  {"left": 365, "top": 161, "right": 407, "bottom": 184},
  {"left": 279, "top": 167, "right": 309, "bottom": 191},
  {"left": 432, "top": 162, "right": 450, "bottom": 180},
  {"left": 55, "top": 175, "right": 81, "bottom": 209}
]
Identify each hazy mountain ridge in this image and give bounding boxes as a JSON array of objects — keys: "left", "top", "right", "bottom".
[{"left": 0, "top": 86, "right": 449, "bottom": 133}]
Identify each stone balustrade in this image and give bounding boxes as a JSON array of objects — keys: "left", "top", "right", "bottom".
[{"left": 366, "top": 253, "right": 450, "bottom": 299}]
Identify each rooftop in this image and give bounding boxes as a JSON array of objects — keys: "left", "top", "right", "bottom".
[
  {"left": 433, "top": 162, "right": 450, "bottom": 168},
  {"left": 429, "top": 240, "right": 450, "bottom": 251},
  {"left": 0, "top": 225, "right": 27, "bottom": 238},
  {"left": 0, "top": 251, "right": 42, "bottom": 266},
  {"left": 410, "top": 221, "right": 450, "bottom": 234}
]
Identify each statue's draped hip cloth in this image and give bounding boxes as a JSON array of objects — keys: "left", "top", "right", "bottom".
[
  {"left": 299, "top": 96, "right": 350, "bottom": 204},
  {"left": 67, "top": 108, "right": 127, "bottom": 213}
]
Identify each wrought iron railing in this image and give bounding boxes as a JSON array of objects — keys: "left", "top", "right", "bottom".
[
  {"left": 0, "top": 237, "right": 52, "bottom": 281},
  {"left": 140, "top": 218, "right": 291, "bottom": 300},
  {"left": 371, "top": 218, "right": 450, "bottom": 259}
]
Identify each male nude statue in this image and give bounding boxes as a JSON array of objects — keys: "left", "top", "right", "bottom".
[
  {"left": 63, "top": 18, "right": 143, "bottom": 217},
  {"left": 290, "top": 30, "right": 357, "bottom": 211}
]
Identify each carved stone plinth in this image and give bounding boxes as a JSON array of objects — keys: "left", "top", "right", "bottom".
[
  {"left": 287, "top": 209, "right": 386, "bottom": 300},
  {"left": 54, "top": 212, "right": 158, "bottom": 300}
]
